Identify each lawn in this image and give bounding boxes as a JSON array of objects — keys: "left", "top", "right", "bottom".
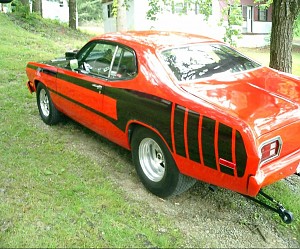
[{"left": 0, "top": 13, "right": 185, "bottom": 248}]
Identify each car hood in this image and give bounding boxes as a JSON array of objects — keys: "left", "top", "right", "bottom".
[{"left": 180, "top": 67, "right": 300, "bottom": 137}]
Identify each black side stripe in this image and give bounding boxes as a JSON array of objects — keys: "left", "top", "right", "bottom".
[
  {"left": 27, "top": 64, "right": 38, "bottom": 70},
  {"left": 27, "top": 64, "right": 57, "bottom": 77},
  {"left": 218, "top": 123, "right": 234, "bottom": 176},
  {"left": 57, "top": 73, "right": 100, "bottom": 92},
  {"left": 201, "top": 116, "right": 217, "bottom": 170},
  {"left": 174, "top": 105, "right": 186, "bottom": 157},
  {"left": 48, "top": 87, "right": 111, "bottom": 121},
  {"left": 236, "top": 131, "right": 247, "bottom": 177},
  {"left": 187, "top": 110, "right": 201, "bottom": 163},
  {"left": 34, "top": 65, "right": 248, "bottom": 177}
]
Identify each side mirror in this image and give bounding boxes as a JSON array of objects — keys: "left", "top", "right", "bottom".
[
  {"left": 70, "top": 59, "right": 79, "bottom": 71},
  {"left": 65, "top": 50, "right": 78, "bottom": 60}
]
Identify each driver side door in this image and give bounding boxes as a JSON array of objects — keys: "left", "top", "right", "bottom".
[{"left": 56, "top": 41, "right": 118, "bottom": 136}]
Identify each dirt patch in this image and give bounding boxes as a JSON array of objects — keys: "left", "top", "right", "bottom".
[{"left": 53, "top": 118, "right": 300, "bottom": 248}]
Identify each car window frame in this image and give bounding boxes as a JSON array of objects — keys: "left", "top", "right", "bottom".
[
  {"left": 75, "top": 40, "right": 138, "bottom": 81},
  {"left": 158, "top": 43, "right": 262, "bottom": 83}
]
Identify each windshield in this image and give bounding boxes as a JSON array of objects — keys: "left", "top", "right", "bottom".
[{"left": 161, "top": 44, "right": 261, "bottom": 82}]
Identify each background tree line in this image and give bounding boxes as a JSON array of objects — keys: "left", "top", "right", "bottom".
[{"left": 8, "top": 0, "right": 300, "bottom": 73}]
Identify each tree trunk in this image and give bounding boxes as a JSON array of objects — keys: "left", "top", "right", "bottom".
[
  {"left": 32, "top": 0, "right": 42, "bottom": 15},
  {"left": 269, "top": 0, "right": 300, "bottom": 73},
  {"left": 69, "top": 0, "right": 77, "bottom": 29},
  {"left": 116, "top": 0, "right": 127, "bottom": 31}
]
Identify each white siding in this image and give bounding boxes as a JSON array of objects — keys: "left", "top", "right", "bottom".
[{"left": 42, "top": 0, "right": 69, "bottom": 23}]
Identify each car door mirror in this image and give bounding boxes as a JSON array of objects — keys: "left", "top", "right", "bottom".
[
  {"left": 65, "top": 50, "right": 78, "bottom": 60},
  {"left": 70, "top": 59, "right": 79, "bottom": 71}
]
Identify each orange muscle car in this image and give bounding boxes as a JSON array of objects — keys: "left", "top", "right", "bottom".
[{"left": 26, "top": 31, "right": 300, "bottom": 222}]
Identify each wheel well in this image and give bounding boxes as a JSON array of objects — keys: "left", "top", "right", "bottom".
[
  {"left": 127, "top": 122, "right": 167, "bottom": 151},
  {"left": 127, "top": 123, "right": 139, "bottom": 147},
  {"left": 34, "top": 80, "right": 42, "bottom": 89}
]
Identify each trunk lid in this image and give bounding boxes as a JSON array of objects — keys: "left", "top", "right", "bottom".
[{"left": 180, "top": 67, "right": 300, "bottom": 137}]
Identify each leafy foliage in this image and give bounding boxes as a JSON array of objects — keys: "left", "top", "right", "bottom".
[
  {"left": 147, "top": 0, "right": 163, "bottom": 21},
  {"left": 77, "top": 0, "right": 103, "bottom": 22},
  {"left": 219, "top": 0, "right": 243, "bottom": 46},
  {"left": 147, "top": 0, "right": 212, "bottom": 21},
  {"left": 11, "top": 0, "right": 30, "bottom": 17}
]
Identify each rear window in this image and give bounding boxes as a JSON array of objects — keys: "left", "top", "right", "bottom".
[{"left": 161, "top": 44, "right": 260, "bottom": 81}]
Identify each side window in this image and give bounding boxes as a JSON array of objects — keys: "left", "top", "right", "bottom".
[
  {"left": 111, "top": 48, "right": 137, "bottom": 79},
  {"left": 77, "top": 42, "right": 137, "bottom": 80},
  {"left": 78, "top": 43, "right": 117, "bottom": 78}
]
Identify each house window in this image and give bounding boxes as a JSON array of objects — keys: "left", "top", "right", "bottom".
[
  {"left": 258, "top": 8, "right": 268, "bottom": 21},
  {"left": 107, "top": 3, "right": 113, "bottom": 18},
  {"left": 242, "top": 5, "right": 247, "bottom": 21}
]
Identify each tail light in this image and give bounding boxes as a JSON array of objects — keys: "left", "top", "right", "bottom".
[{"left": 259, "top": 136, "right": 282, "bottom": 165}]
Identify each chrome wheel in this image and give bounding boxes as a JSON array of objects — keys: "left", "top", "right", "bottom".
[
  {"left": 139, "top": 138, "right": 165, "bottom": 182},
  {"left": 131, "top": 127, "right": 197, "bottom": 198},
  {"left": 36, "top": 83, "right": 61, "bottom": 125},
  {"left": 39, "top": 88, "right": 50, "bottom": 117}
]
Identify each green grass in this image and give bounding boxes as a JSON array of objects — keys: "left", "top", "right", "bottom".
[
  {"left": 0, "top": 13, "right": 183, "bottom": 248},
  {"left": 266, "top": 180, "right": 300, "bottom": 239}
]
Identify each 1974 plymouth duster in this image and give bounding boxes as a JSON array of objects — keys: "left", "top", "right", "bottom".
[{"left": 26, "top": 31, "right": 300, "bottom": 223}]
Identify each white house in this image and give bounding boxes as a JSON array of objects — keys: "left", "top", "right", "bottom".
[
  {"left": 1, "top": 0, "right": 69, "bottom": 22},
  {"left": 41, "top": 0, "right": 69, "bottom": 23},
  {"left": 101, "top": 0, "right": 272, "bottom": 47}
]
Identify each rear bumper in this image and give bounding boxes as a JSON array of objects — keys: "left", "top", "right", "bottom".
[{"left": 247, "top": 148, "right": 300, "bottom": 196}]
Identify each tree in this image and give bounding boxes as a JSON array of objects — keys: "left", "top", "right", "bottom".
[
  {"left": 111, "top": 0, "right": 128, "bottom": 31},
  {"left": 69, "top": 0, "right": 77, "bottom": 29},
  {"left": 116, "top": 0, "right": 127, "bottom": 31},
  {"left": 32, "top": 0, "right": 42, "bottom": 16},
  {"left": 269, "top": 0, "right": 300, "bottom": 73}
]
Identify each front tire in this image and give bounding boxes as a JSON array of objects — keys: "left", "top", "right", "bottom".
[
  {"left": 131, "top": 127, "right": 196, "bottom": 198},
  {"left": 36, "top": 83, "right": 61, "bottom": 125}
]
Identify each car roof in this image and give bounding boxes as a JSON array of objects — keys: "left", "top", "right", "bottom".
[{"left": 91, "top": 30, "right": 222, "bottom": 50}]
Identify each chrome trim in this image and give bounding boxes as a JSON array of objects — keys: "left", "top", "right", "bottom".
[
  {"left": 258, "top": 136, "right": 283, "bottom": 166},
  {"left": 296, "top": 162, "right": 300, "bottom": 174}
]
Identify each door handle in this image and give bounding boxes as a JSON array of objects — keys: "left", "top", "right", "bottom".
[{"left": 92, "top": 84, "right": 103, "bottom": 93}]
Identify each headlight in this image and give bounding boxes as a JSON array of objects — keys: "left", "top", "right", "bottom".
[{"left": 259, "top": 136, "right": 282, "bottom": 165}]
